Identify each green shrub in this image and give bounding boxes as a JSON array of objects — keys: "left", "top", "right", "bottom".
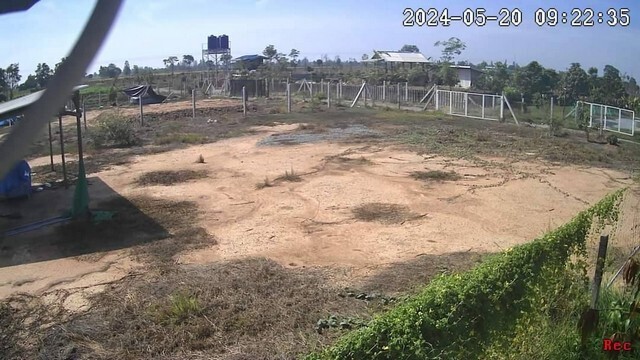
[
  {"left": 152, "top": 292, "right": 202, "bottom": 325},
  {"left": 306, "top": 189, "right": 625, "bottom": 360},
  {"left": 90, "top": 111, "right": 140, "bottom": 148}
]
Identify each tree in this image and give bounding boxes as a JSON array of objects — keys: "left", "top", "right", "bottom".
[
  {"left": 515, "top": 61, "right": 547, "bottom": 101},
  {"left": 624, "top": 76, "right": 639, "bottom": 96},
  {"left": 123, "top": 60, "right": 131, "bottom": 76},
  {"left": 0, "top": 68, "right": 7, "bottom": 99},
  {"left": 34, "top": 63, "right": 53, "bottom": 88},
  {"left": 18, "top": 74, "right": 38, "bottom": 91},
  {"left": 476, "top": 61, "right": 489, "bottom": 70},
  {"left": 601, "top": 65, "right": 626, "bottom": 105},
  {"left": 434, "top": 37, "right": 466, "bottom": 63},
  {"left": 132, "top": 65, "right": 140, "bottom": 76},
  {"left": 439, "top": 64, "right": 459, "bottom": 88},
  {"left": 361, "top": 54, "right": 369, "bottom": 61},
  {"left": 400, "top": 44, "right": 420, "bottom": 53},
  {"left": 98, "top": 63, "right": 122, "bottom": 79},
  {"left": 335, "top": 55, "right": 342, "bottom": 68},
  {"left": 289, "top": 48, "right": 300, "bottom": 67},
  {"left": 561, "top": 63, "right": 589, "bottom": 103},
  {"left": 220, "top": 53, "right": 232, "bottom": 67},
  {"left": 54, "top": 57, "right": 67, "bottom": 74},
  {"left": 262, "top": 45, "right": 277, "bottom": 63},
  {"left": 5, "top": 63, "right": 21, "bottom": 99},
  {"left": 163, "top": 56, "right": 178, "bottom": 75},
  {"left": 182, "top": 54, "right": 194, "bottom": 68}
]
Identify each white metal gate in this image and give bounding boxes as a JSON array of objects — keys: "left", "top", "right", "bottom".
[
  {"left": 424, "top": 88, "right": 518, "bottom": 124},
  {"left": 576, "top": 101, "right": 635, "bottom": 136}
]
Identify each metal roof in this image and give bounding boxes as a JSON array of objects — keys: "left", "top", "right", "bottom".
[
  {"left": 232, "top": 55, "right": 266, "bottom": 62},
  {"left": 0, "top": 0, "right": 40, "bottom": 15},
  {"left": 0, "top": 85, "right": 88, "bottom": 118},
  {"left": 371, "top": 51, "right": 430, "bottom": 63},
  {"left": 450, "top": 65, "right": 484, "bottom": 73}
]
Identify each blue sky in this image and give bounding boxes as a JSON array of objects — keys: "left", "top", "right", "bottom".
[{"left": 1, "top": 0, "right": 638, "bottom": 79}]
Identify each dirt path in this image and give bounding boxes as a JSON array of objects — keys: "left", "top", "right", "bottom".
[{"left": 0, "top": 123, "right": 632, "bottom": 300}]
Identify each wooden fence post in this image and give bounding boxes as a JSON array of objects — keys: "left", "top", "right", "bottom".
[
  {"left": 140, "top": 97, "right": 144, "bottom": 126},
  {"left": 192, "top": 89, "right": 196, "bottom": 119},
  {"left": 286, "top": 83, "right": 291, "bottom": 113}
]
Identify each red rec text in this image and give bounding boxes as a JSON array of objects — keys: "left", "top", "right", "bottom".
[{"left": 603, "top": 339, "right": 632, "bottom": 352}]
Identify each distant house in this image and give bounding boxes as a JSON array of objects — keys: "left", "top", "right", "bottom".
[
  {"left": 365, "top": 50, "right": 430, "bottom": 71},
  {"left": 450, "top": 65, "right": 483, "bottom": 89},
  {"left": 232, "top": 55, "right": 266, "bottom": 71}
]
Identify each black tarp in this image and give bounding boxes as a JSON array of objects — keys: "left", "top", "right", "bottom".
[
  {"left": 229, "top": 79, "right": 266, "bottom": 98},
  {"left": 122, "top": 85, "right": 166, "bottom": 105}
]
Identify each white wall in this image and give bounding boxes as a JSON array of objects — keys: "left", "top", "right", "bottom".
[{"left": 457, "top": 69, "right": 472, "bottom": 89}]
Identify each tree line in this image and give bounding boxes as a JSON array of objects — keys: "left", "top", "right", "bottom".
[{"left": 2, "top": 39, "right": 639, "bottom": 113}]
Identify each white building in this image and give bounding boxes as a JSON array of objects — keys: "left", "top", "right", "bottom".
[{"left": 451, "top": 65, "right": 483, "bottom": 89}]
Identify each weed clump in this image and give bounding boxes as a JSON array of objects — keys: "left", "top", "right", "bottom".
[
  {"left": 90, "top": 111, "right": 140, "bottom": 148},
  {"left": 410, "top": 170, "right": 461, "bottom": 181},
  {"left": 255, "top": 176, "right": 273, "bottom": 190}
]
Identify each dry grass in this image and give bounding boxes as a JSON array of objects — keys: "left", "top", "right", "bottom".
[
  {"left": 327, "top": 155, "right": 374, "bottom": 166},
  {"left": 410, "top": 170, "right": 461, "bottom": 182},
  {"left": 255, "top": 176, "right": 273, "bottom": 190},
  {"left": 279, "top": 168, "right": 302, "bottom": 182},
  {"left": 352, "top": 202, "right": 416, "bottom": 225},
  {"left": 196, "top": 154, "right": 205, "bottom": 164},
  {"left": 135, "top": 170, "right": 208, "bottom": 186},
  {"left": 2, "top": 258, "right": 380, "bottom": 360}
]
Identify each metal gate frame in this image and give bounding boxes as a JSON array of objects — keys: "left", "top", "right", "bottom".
[{"left": 576, "top": 100, "right": 635, "bottom": 136}]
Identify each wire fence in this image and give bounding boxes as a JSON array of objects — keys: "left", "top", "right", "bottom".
[{"left": 77, "top": 76, "right": 640, "bottom": 138}]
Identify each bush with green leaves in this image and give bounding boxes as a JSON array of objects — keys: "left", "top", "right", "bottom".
[
  {"left": 90, "top": 111, "right": 140, "bottom": 148},
  {"left": 306, "top": 189, "right": 624, "bottom": 360}
]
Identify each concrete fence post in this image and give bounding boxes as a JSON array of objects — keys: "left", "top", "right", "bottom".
[{"left": 242, "top": 86, "right": 247, "bottom": 116}]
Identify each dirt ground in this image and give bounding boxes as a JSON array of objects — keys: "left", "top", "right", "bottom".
[{"left": 0, "top": 100, "right": 638, "bottom": 359}]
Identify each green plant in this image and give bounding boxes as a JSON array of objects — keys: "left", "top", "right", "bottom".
[
  {"left": 153, "top": 292, "right": 202, "bottom": 325},
  {"left": 90, "top": 111, "right": 140, "bottom": 148},
  {"left": 306, "top": 189, "right": 625, "bottom": 360}
]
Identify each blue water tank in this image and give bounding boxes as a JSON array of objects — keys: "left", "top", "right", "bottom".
[
  {"left": 220, "top": 35, "right": 229, "bottom": 50},
  {"left": 208, "top": 35, "right": 219, "bottom": 51}
]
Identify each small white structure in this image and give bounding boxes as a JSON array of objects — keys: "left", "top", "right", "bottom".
[
  {"left": 451, "top": 65, "right": 483, "bottom": 89},
  {"left": 369, "top": 50, "right": 430, "bottom": 64}
]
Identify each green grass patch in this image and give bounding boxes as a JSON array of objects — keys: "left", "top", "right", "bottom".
[
  {"left": 152, "top": 292, "right": 203, "bottom": 325},
  {"left": 80, "top": 85, "right": 113, "bottom": 95},
  {"left": 154, "top": 133, "right": 208, "bottom": 145}
]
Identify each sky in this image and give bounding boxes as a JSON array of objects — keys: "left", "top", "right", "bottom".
[{"left": 0, "top": 0, "right": 639, "bottom": 80}]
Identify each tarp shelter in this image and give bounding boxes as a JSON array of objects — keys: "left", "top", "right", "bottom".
[
  {"left": 123, "top": 85, "right": 166, "bottom": 105},
  {"left": 0, "top": 160, "right": 31, "bottom": 199}
]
